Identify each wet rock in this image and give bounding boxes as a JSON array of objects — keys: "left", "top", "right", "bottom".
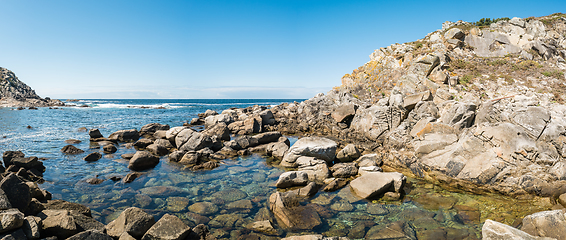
[
  {"left": 65, "top": 139, "right": 82, "bottom": 144},
  {"left": 61, "top": 145, "right": 85, "bottom": 154},
  {"left": 141, "top": 214, "right": 192, "bottom": 240},
  {"left": 268, "top": 192, "right": 321, "bottom": 230},
  {"left": 128, "top": 151, "right": 159, "bottom": 171},
  {"left": 330, "top": 201, "right": 354, "bottom": 212},
  {"left": 281, "top": 137, "right": 337, "bottom": 167},
  {"left": 295, "top": 182, "right": 319, "bottom": 197},
  {"left": 134, "top": 139, "right": 154, "bottom": 149},
  {"left": 109, "top": 129, "right": 140, "bottom": 142},
  {"left": 103, "top": 144, "right": 117, "bottom": 154},
  {"left": 365, "top": 221, "right": 416, "bottom": 240},
  {"left": 0, "top": 173, "right": 30, "bottom": 212},
  {"left": 0, "top": 228, "right": 27, "bottom": 240},
  {"left": 106, "top": 207, "right": 156, "bottom": 239},
  {"left": 521, "top": 210, "right": 566, "bottom": 240},
  {"left": 86, "top": 177, "right": 104, "bottom": 185},
  {"left": 482, "top": 219, "right": 542, "bottom": 240},
  {"left": 336, "top": 144, "right": 361, "bottom": 162},
  {"left": 211, "top": 189, "right": 247, "bottom": 202},
  {"left": 247, "top": 220, "right": 278, "bottom": 236},
  {"left": 226, "top": 199, "right": 253, "bottom": 210},
  {"left": 166, "top": 197, "right": 190, "bottom": 212},
  {"left": 276, "top": 171, "right": 309, "bottom": 188},
  {"left": 89, "top": 129, "right": 103, "bottom": 139},
  {"left": 382, "top": 192, "right": 401, "bottom": 201},
  {"left": 349, "top": 172, "right": 406, "bottom": 199},
  {"left": 2, "top": 151, "right": 24, "bottom": 169},
  {"left": 366, "top": 204, "right": 389, "bottom": 215},
  {"left": 0, "top": 208, "right": 24, "bottom": 233},
  {"left": 11, "top": 156, "right": 45, "bottom": 173},
  {"left": 209, "top": 214, "right": 246, "bottom": 229},
  {"left": 124, "top": 172, "right": 143, "bottom": 183},
  {"left": 146, "top": 143, "right": 169, "bottom": 156},
  {"left": 67, "top": 229, "right": 113, "bottom": 240},
  {"left": 140, "top": 123, "right": 170, "bottom": 136},
  {"left": 188, "top": 202, "right": 219, "bottom": 215},
  {"left": 83, "top": 152, "right": 102, "bottom": 162}
]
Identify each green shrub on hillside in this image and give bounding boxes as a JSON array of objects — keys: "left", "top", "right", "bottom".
[{"left": 474, "top": 17, "right": 510, "bottom": 27}]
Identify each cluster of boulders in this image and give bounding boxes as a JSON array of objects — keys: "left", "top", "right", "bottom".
[
  {"left": 0, "top": 152, "right": 216, "bottom": 240},
  {"left": 483, "top": 209, "right": 566, "bottom": 240}
]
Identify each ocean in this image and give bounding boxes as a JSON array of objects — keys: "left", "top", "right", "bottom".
[{"left": 0, "top": 99, "right": 544, "bottom": 239}]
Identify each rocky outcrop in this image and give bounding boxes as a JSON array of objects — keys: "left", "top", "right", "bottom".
[{"left": 0, "top": 67, "right": 64, "bottom": 107}]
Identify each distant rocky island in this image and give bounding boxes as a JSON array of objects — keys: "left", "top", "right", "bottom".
[
  {"left": 0, "top": 67, "right": 64, "bottom": 107},
  {"left": 1, "top": 13, "right": 566, "bottom": 240}
]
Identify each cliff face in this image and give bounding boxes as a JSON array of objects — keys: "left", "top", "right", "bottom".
[
  {"left": 339, "top": 13, "right": 566, "bottom": 104},
  {"left": 0, "top": 67, "right": 41, "bottom": 100}
]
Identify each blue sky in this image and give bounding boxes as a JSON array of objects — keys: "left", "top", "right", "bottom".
[{"left": 1, "top": 1, "right": 564, "bottom": 99}]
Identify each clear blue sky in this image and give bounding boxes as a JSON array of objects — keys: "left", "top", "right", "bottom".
[{"left": 1, "top": 1, "right": 564, "bottom": 99}]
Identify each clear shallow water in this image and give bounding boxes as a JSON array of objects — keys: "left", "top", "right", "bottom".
[{"left": 0, "top": 99, "right": 550, "bottom": 239}]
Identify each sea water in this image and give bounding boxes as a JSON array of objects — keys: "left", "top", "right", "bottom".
[{"left": 0, "top": 99, "right": 549, "bottom": 239}]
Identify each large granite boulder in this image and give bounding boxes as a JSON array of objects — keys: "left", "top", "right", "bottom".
[
  {"left": 141, "top": 214, "right": 192, "bottom": 240},
  {"left": 106, "top": 207, "right": 156, "bottom": 239},
  {"left": 203, "top": 122, "right": 230, "bottom": 141},
  {"left": 349, "top": 172, "right": 406, "bottom": 199},
  {"left": 128, "top": 151, "right": 160, "bottom": 171},
  {"left": 37, "top": 210, "right": 80, "bottom": 239},
  {"left": 269, "top": 192, "right": 321, "bottom": 230},
  {"left": 179, "top": 133, "right": 213, "bottom": 152},
  {"left": 281, "top": 137, "right": 337, "bottom": 167},
  {"left": 166, "top": 126, "right": 188, "bottom": 143}
]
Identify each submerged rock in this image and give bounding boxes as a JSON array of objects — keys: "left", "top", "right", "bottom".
[{"left": 269, "top": 192, "right": 321, "bottom": 230}]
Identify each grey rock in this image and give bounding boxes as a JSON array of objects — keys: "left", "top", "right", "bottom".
[
  {"left": 134, "top": 139, "right": 154, "bottom": 149},
  {"left": 444, "top": 28, "right": 465, "bottom": 40},
  {"left": 2, "top": 151, "right": 24, "bottom": 168},
  {"left": 269, "top": 192, "right": 321, "bottom": 230},
  {"left": 276, "top": 171, "right": 309, "bottom": 188},
  {"left": 521, "top": 210, "right": 566, "bottom": 240},
  {"left": 108, "top": 129, "right": 140, "bottom": 142},
  {"left": 203, "top": 122, "right": 230, "bottom": 141},
  {"left": 83, "top": 152, "right": 102, "bottom": 162},
  {"left": 103, "top": 144, "right": 117, "bottom": 154},
  {"left": 61, "top": 145, "right": 84, "bottom": 154},
  {"left": 331, "top": 103, "right": 357, "bottom": 123},
  {"left": 140, "top": 123, "right": 170, "bottom": 135},
  {"left": 336, "top": 144, "right": 361, "bottom": 162},
  {"left": 89, "top": 129, "right": 103, "bottom": 139},
  {"left": 331, "top": 162, "right": 358, "bottom": 178},
  {"left": 166, "top": 126, "right": 188, "bottom": 143},
  {"left": 252, "top": 131, "right": 282, "bottom": 145},
  {"left": 482, "top": 219, "right": 546, "bottom": 240},
  {"left": 128, "top": 151, "right": 159, "bottom": 171},
  {"left": 179, "top": 133, "right": 213, "bottom": 152},
  {"left": 266, "top": 141, "right": 289, "bottom": 160},
  {"left": 349, "top": 172, "right": 406, "bottom": 199},
  {"left": 141, "top": 214, "right": 192, "bottom": 240},
  {"left": 37, "top": 210, "right": 80, "bottom": 239},
  {"left": 106, "top": 207, "right": 156, "bottom": 239},
  {"left": 0, "top": 189, "right": 11, "bottom": 210},
  {"left": 22, "top": 216, "right": 40, "bottom": 240},
  {"left": 296, "top": 157, "right": 330, "bottom": 182},
  {"left": 204, "top": 114, "right": 234, "bottom": 129},
  {"left": 0, "top": 208, "right": 24, "bottom": 233},
  {"left": 281, "top": 137, "right": 337, "bottom": 167},
  {"left": 145, "top": 144, "right": 169, "bottom": 156}
]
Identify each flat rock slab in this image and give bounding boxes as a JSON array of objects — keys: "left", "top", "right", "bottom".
[{"left": 350, "top": 172, "right": 406, "bottom": 199}]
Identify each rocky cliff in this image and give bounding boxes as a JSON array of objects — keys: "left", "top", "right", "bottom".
[
  {"left": 257, "top": 13, "right": 566, "bottom": 198},
  {"left": 0, "top": 67, "right": 63, "bottom": 107}
]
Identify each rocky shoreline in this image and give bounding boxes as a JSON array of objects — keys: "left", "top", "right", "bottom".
[{"left": 3, "top": 13, "right": 566, "bottom": 239}]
